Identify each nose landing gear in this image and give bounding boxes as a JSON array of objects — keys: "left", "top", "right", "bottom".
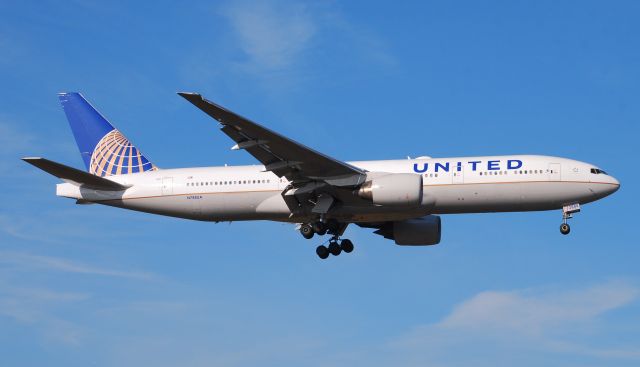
[{"left": 560, "top": 203, "right": 580, "bottom": 235}]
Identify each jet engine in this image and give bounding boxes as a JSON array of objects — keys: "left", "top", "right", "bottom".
[
  {"left": 357, "top": 173, "right": 423, "bottom": 206},
  {"left": 372, "top": 215, "right": 441, "bottom": 246}
]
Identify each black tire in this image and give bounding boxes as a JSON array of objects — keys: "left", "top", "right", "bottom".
[
  {"left": 341, "top": 239, "right": 354, "bottom": 253},
  {"left": 560, "top": 223, "right": 570, "bottom": 235},
  {"left": 328, "top": 241, "right": 342, "bottom": 256},
  {"left": 300, "top": 224, "right": 314, "bottom": 239},
  {"left": 316, "top": 245, "right": 329, "bottom": 259},
  {"left": 312, "top": 222, "right": 327, "bottom": 235}
]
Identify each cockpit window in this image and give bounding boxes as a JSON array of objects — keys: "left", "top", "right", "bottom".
[{"left": 590, "top": 168, "right": 607, "bottom": 175}]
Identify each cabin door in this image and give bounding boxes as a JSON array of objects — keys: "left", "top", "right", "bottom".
[
  {"left": 161, "top": 177, "right": 173, "bottom": 195},
  {"left": 452, "top": 165, "right": 464, "bottom": 184}
]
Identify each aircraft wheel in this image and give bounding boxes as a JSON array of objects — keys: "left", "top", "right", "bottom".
[
  {"left": 560, "top": 223, "right": 570, "bottom": 235},
  {"left": 300, "top": 224, "right": 314, "bottom": 239},
  {"left": 341, "top": 239, "right": 354, "bottom": 253},
  {"left": 328, "top": 241, "right": 342, "bottom": 256},
  {"left": 316, "top": 245, "right": 329, "bottom": 259},
  {"left": 312, "top": 222, "right": 327, "bottom": 235}
]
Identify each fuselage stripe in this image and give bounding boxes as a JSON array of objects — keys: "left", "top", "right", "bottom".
[{"left": 90, "top": 180, "right": 618, "bottom": 203}]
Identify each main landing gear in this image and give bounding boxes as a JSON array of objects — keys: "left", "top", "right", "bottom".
[
  {"left": 560, "top": 203, "right": 580, "bottom": 235},
  {"left": 315, "top": 238, "right": 354, "bottom": 260},
  {"left": 300, "top": 220, "right": 354, "bottom": 259}
]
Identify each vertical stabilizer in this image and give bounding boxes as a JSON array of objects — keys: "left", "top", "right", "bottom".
[{"left": 58, "top": 92, "right": 156, "bottom": 176}]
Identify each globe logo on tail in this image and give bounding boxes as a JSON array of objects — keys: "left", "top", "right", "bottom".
[{"left": 89, "top": 129, "right": 156, "bottom": 177}]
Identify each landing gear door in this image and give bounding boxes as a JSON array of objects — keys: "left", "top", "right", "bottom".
[
  {"left": 162, "top": 177, "right": 173, "bottom": 195},
  {"left": 548, "top": 163, "right": 561, "bottom": 181}
]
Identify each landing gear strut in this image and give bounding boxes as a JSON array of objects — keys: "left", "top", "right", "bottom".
[{"left": 560, "top": 203, "right": 580, "bottom": 235}]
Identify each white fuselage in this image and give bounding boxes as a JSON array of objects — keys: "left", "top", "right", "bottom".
[{"left": 56, "top": 155, "right": 620, "bottom": 223}]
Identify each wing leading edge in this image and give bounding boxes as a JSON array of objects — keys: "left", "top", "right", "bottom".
[{"left": 178, "top": 92, "right": 366, "bottom": 187}]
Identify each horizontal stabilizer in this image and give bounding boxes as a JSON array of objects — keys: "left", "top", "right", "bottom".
[{"left": 22, "top": 157, "right": 129, "bottom": 191}]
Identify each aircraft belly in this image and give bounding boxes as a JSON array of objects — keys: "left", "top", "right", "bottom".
[{"left": 430, "top": 181, "right": 601, "bottom": 214}]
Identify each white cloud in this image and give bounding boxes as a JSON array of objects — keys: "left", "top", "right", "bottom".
[
  {"left": 0, "top": 284, "right": 88, "bottom": 346},
  {"left": 221, "top": 1, "right": 316, "bottom": 71},
  {"left": 0, "top": 120, "right": 36, "bottom": 173},
  {"left": 0, "top": 120, "right": 35, "bottom": 151},
  {"left": 0, "top": 251, "right": 157, "bottom": 280},
  {"left": 392, "top": 280, "right": 640, "bottom": 365},
  {"left": 181, "top": 0, "right": 394, "bottom": 91},
  {"left": 439, "top": 281, "right": 638, "bottom": 335}
]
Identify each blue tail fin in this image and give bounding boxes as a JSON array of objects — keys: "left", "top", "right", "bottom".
[{"left": 58, "top": 92, "right": 157, "bottom": 177}]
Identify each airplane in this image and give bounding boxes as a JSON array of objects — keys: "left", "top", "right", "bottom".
[{"left": 23, "top": 92, "right": 620, "bottom": 259}]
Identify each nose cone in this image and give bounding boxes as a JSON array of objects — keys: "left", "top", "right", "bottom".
[
  {"left": 601, "top": 175, "right": 620, "bottom": 197},
  {"left": 609, "top": 175, "right": 620, "bottom": 193}
]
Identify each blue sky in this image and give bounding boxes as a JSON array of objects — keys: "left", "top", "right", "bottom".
[{"left": 1, "top": 1, "right": 639, "bottom": 366}]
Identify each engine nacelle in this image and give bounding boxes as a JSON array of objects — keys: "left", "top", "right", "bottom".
[
  {"left": 374, "top": 215, "right": 442, "bottom": 246},
  {"left": 357, "top": 173, "right": 423, "bottom": 207}
]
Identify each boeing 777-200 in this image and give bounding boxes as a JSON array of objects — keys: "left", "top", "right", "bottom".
[{"left": 24, "top": 92, "right": 620, "bottom": 259}]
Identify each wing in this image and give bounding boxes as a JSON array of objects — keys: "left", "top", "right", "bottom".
[{"left": 178, "top": 93, "right": 366, "bottom": 187}]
